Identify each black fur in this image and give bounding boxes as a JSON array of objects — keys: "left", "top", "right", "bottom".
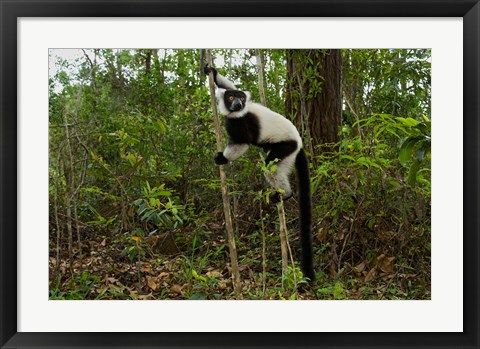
[
  {"left": 270, "top": 192, "right": 293, "bottom": 204},
  {"left": 214, "top": 152, "right": 229, "bottom": 165},
  {"left": 295, "top": 148, "right": 315, "bottom": 281},
  {"left": 204, "top": 64, "right": 232, "bottom": 90},
  {"left": 225, "top": 112, "right": 261, "bottom": 145},
  {"left": 264, "top": 140, "right": 297, "bottom": 164},
  {"left": 204, "top": 64, "right": 217, "bottom": 79},
  {"left": 204, "top": 65, "right": 223, "bottom": 89}
]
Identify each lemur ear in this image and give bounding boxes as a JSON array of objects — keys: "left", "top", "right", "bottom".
[{"left": 244, "top": 91, "right": 252, "bottom": 101}]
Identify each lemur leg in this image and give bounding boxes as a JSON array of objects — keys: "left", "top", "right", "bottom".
[
  {"left": 214, "top": 143, "right": 249, "bottom": 165},
  {"left": 265, "top": 154, "right": 296, "bottom": 200},
  {"left": 224, "top": 143, "right": 249, "bottom": 161},
  {"left": 264, "top": 141, "right": 299, "bottom": 203}
]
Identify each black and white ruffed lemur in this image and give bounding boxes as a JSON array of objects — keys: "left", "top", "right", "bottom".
[{"left": 204, "top": 65, "right": 314, "bottom": 281}]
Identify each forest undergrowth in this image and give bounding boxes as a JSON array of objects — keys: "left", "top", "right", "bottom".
[{"left": 50, "top": 116, "right": 431, "bottom": 300}]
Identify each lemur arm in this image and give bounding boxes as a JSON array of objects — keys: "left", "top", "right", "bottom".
[
  {"left": 204, "top": 64, "right": 237, "bottom": 90},
  {"left": 214, "top": 143, "right": 249, "bottom": 165}
]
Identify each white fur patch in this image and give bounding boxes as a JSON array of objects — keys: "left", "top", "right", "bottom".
[
  {"left": 215, "top": 88, "right": 229, "bottom": 116},
  {"left": 249, "top": 103, "right": 302, "bottom": 147},
  {"left": 223, "top": 143, "right": 249, "bottom": 161},
  {"left": 215, "top": 73, "right": 237, "bottom": 90},
  {"left": 215, "top": 88, "right": 226, "bottom": 100},
  {"left": 225, "top": 105, "right": 249, "bottom": 118}
]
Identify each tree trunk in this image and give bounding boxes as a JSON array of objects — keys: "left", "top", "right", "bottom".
[
  {"left": 145, "top": 49, "right": 152, "bottom": 75},
  {"left": 286, "top": 49, "right": 342, "bottom": 152}
]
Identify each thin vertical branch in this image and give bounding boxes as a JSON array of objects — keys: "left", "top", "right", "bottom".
[
  {"left": 277, "top": 203, "right": 289, "bottom": 284},
  {"left": 61, "top": 107, "right": 77, "bottom": 280},
  {"left": 294, "top": 63, "right": 316, "bottom": 166},
  {"left": 259, "top": 200, "right": 267, "bottom": 295},
  {"left": 256, "top": 50, "right": 290, "bottom": 287},
  {"left": 205, "top": 49, "right": 242, "bottom": 298},
  {"left": 255, "top": 49, "right": 267, "bottom": 106},
  {"left": 285, "top": 230, "right": 298, "bottom": 289},
  {"left": 53, "top": 151, "right": 63, "bottom": 280},
  {"left": 73, "top": 205, "right": 82, "bottom": 261},
  {"left": 72, "top": 87, "right": 87, "bottom": 261}
]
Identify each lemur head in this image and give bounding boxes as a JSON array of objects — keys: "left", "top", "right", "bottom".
[
  {"left": 224, "top": 90, "right": 247, "bottom": 112},
  {"left": 216, "top": 89, "right": 251, "bottom": 117}
]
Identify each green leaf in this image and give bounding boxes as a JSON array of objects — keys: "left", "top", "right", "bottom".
[
  {"left": 399, "top": 137, "right": 416, "bottom": 165},
  {"left": 192, "top": 269, "right": 207, "bottom": 282},
  {"left": 408, "top": 160, "right": 421, "bottom": 186},
  {"left": 416, "top": 147, "right": 426, "bottom": 161},
  {"left": 189, "top": 292, "right": 207, "bottom": 300},
  {"left": 389, "top": 180, "right": 401, "bottom": 187},
  {"left": 397, "top": 117, "right": 418, "bottom": 127},
  {"left": 356, "top": 156, "right": 370, "bottom": 168},
  {"left": 417, "top": 139, "right": 431, "bottom": 161},
  {"left": 415, "top": 122, "right": 429, "bottom": 134},
  {"left": 340, "top": 155, "right": 355, "bottom": 162}
]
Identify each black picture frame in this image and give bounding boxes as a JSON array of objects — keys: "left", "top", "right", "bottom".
[{"left": 1, "top": 1, "right": 479, "bottom": 348}]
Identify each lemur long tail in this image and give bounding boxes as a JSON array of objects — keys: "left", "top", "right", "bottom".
[{"left": 295, "top": 148, "right": 315, "bottom": 281}]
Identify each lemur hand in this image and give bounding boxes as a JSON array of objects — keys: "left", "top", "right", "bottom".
[
  {"left": 214, "top": 152, "right": 229, "bottom": 165},
  {"left": 204, "top": 64, "right": 217, "bottom": 76}
]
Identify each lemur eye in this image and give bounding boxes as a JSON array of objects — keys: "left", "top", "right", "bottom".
[
  {"left": 240, "top": 97, "right": 245, "bottom": 101},
  {"left": 228, "top": 96, "right": 234, "bottom": 101}
]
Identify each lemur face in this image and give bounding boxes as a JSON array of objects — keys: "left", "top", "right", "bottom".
[{"left": 224, "top": 90, "right": 247, "bottom": 112}]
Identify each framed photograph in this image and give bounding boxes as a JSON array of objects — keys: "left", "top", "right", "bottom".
[{"left": 1, "top": 0, "right": 478, "bottom": 348}]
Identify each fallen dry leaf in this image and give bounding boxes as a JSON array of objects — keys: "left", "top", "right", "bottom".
[
  {"left": 206, "top": 270, "right": 223, "bottom": 279},
  {"left": 146, "top": 276, "right": 158, "bottom": 291},
  {"left": 170, "top": 284, "right": 183, "bottom": 293},
  {"left": 316, "top": 227, "right": 328, "bottom": 242},
  {"left": 355, "top": 261, "right": 367, "bottom": 274},
  {"left": 137, "top": 293, "right": 155, "bottom": 300},
  {"left": 365, "top": 267, "right": 377, "bottom": 282},
  {"left": 329, "top": 261, "right": 338, "bottom": 277},
  {"left": 158, "top": 271, "right": 170, "bottom": 278},
  {"left": 377, "top": 254, "right": 395, "bottom": 273},
  {"left": 380, "top": 273, "right": 396, "bottom": 281},
  {"left": 129, "top": 290, "right": 138, "bottom": 299},
  {"left": 141, "top": 266, "right": 153, "bottom": 274}
]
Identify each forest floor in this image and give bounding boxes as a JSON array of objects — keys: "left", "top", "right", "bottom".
[{"left": 49, "top": 211, "right": 430, "bottom": 300}]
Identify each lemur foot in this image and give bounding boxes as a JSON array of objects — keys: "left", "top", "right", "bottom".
[
  {"left": 270, "top": 192, "right": 293, "bottom": 205},
  {"left": 214, "top": 152, "right": 229, "bottom": 165}
]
